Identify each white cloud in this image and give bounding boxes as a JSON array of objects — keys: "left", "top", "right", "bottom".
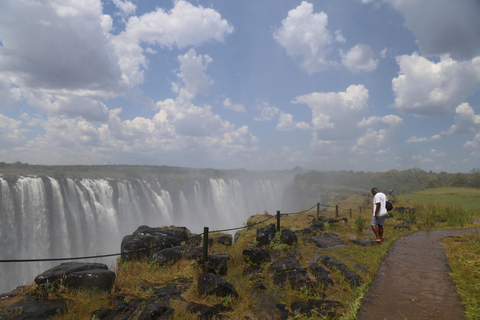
[
  {"left": 443, "top": 103, "right": 480, "bottom": 134},
  {"left": 352, "top": 115, "right": 403, "bottom": 155},
  {"left": 174, "top": 49, "right": 213, "bottom": 100},
  {"left": 386, "top": 0, "right": 480, "bottom": 60},
  {"left": 223, "top": 98, "right": 246, "bottom": 113},
  {"left": 293, "top": 84, "right": 369, "bottom": 132},
  {"left": 430, "top": 149, "right": 446, "bottom": 157},
  {"left": 276, "top": 112, "right": 310, "bottom": 131},
  {"left": 254, "top": 102, "right": 280, "bottom": 121},
  {"left": 406, "top": 134, "right": 441, "bottom": 143},
  {"left": 273, "top": 1, "right": 333, "bottom": 74},
  {"left": 340, "top": 44, "right": 378, "bottom": 73},
  {"left": 0, "top": 114, "right": 26, "bottom": 147},
  {"left": 334, "top": 30, "right": 346, "bottom": 43},
  {"left": 112, "top": 0, "right": 136, "bottom": 17},
  {"left": 392, "top": 53, "right": 480, "bottom": 116}
]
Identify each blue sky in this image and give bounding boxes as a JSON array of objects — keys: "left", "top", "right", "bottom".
[{"left": 1, "top": 0, "right": 480, "bottom": 172}]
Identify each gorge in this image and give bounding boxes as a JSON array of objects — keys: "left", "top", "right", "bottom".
[{"left": 0, "top": 174, "right": 292, "bottom": 294}]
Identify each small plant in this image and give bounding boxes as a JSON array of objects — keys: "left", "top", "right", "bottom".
[{"left": 354, "top": 216, "right": 366, "bottom": 232}]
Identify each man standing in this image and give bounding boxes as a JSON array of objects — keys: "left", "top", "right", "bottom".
[{"left": 371, "top": 187, "right": 388, "bottom": 243}]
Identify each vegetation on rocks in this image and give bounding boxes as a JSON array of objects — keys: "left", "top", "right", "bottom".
[{"left": 1, "top": 187, "right": 478, "bottom": 319}]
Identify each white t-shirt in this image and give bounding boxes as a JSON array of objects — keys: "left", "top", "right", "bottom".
[{"left": 373, "top": 192, "right": 388, "bottom": 217}]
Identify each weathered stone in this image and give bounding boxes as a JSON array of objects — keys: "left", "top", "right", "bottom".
[
  {"left": 150, "top": 247, "right": 184, "bottom": 266},
  {"left": 202, "top": 254, "right": 231, "bottom": 275},
  {"left": 310, "top": 221, "right": 325, "bottom": 232},
  {"left": 394, "top": 225, "right": 410, "bottom": 230},
  {"left": 4, "top": 296, "right": 66, "bottom": 320},
  {"left": 198, "top": 273, "right": 238, "bottom": 299},
  {"left": 320, "top": 256, "right": 362, "bottom": 287},
  {"left": 308, "top": 263, "right": 333, "bottom": 287},
  {"left": 215, "top": 234, "right": 233, "bottom": 246},
  {"left": 350, "top": 238, "right": 379, "bottom": 247},
  {"left": 310, "top": 233, "right": 346, "bottom": 248},
  {"left": 276, "top": 303, "right": 291, "bottom": 320},
  {"left": 280, "top": 228, "right": 297, "bottom": 246},
  {"left": 34, "top": 262, "right": 108, "bottom": 286},
  {"left": 270, "top": 257, "right": 314, "bottom": 290},
  {"left": 243, "top": 248, "right": 271, "bottom": 265},
  {"left": 65, "top": 269, "right": 116, "bottom": 291},
  {"left": 256, "top": 223, "right": 277, "bottom": 246},
  {"left": 186, "top": 302, "right": 232, "bottom": 319},
  {"left": 185, "top": 246, "right": 204, "bottom": 260}
]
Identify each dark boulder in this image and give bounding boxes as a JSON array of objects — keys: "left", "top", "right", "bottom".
[
  {"left": 243, "top": 248, "right": 271, "bottom": 265},
  {"left": 64, "top": 269, "right": 116, "bottom": 291},
  {"left": 308, "top": 263, "right": 333, "bottom": 287},
  {"left": 269, "top": 257, "right": 314, "bottom": 291},
  {"left": 186, "top": 302, "right": 232, "bottom": 319},
  {"left": 310, "top": 233, "right": 346, "bottom": 248},
  {"left": 310, "top": 221, "right": 325, "bottom": 232},
  {"left": 280, "top": 228, "right": 297, "bottom": 246},
  {"left": 215, "top": 234, "right": 233, "bottom": 246},
  {"left": 34, "top": 262, "right": 108, "bottom": 286},
  {"left": 150, "top": 247, "right": 184, "bottom": 266},
  {"left": 3, "top": 296, "right": 66, "bottom": 320},
  {"left": 198, "top": 273, "right": 238, "bottom": 299},
  {"left": 320, "top": 256, "right": 362, "bottom": 287},
  {"left": 256, "top": 223, "right": 276, "bottom": 246},
  {"left": 201, "top": 253, "right": 231, "bottom": 275}
]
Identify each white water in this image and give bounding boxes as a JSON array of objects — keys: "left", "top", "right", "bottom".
[{"left": 0, "top": 176, "right": 287, "bottom": 293}]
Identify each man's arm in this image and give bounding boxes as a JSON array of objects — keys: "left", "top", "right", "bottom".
[{"left": 375, "top": 203, "right": 380, "bottom": 219}]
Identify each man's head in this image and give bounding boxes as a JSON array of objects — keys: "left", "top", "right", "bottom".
[{"left": 371, "top": 187, "right": 378, "bottom": 195}]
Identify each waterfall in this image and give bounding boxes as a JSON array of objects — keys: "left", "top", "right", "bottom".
[{"left": 0, "top": 176, "right": 287, "bottom": 293}]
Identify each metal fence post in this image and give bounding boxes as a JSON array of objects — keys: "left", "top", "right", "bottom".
[
  {"left": 203, "top": 227, "right": 209, "bottom": 262},
  {"left": 277, "top": 211, "right": 281, "bottom": 231},
  {"left": 335, "top": 205, "right": 339, "bottom": 218}
]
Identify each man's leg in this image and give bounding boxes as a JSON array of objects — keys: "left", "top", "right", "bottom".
[
  {"left": 378, "top": 225, "right": 383, "bottom": 240},
  {"left": 371, "top": 225, "right": 381, "bottom": 241}
]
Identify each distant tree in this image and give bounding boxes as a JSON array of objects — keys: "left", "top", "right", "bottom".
[{"left": 469, "top": 168, "right": 480, "bottom": 188}]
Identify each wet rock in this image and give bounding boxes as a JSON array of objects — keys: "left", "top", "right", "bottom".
[
  {"left": 34, "top": 262, "right": 109, "bottom": 287},
  {"left": 320, "top": 256, "right": 362, "bottom": 287},
  {"left": 165, "top": 226, "right": 189, "bottom": 242},
  {"left": 310, "top": 221, "right": 325, "bottom": 232},
  {"left": 290, "top": 299, "right": 343, "bottom": 318},
  {"left": 201, "top": 253, "right": 231, "bottom": 275},
  {"left": 186, "top": 302, "right": 232, "bottom": 319},
  {"left": 324, "top": 218, "right": 339, "bottom": 224},
  {"left": 243, "top": 248, "right": 271, "bottom": 265},
  {"left": 403, "top": 220, "right": 417, "bottom": 225},
  {"left": 150, "top": 247, "right": 184, "bottom": 266},
  {"left": 394, "top": 225, "right": 410, "bottom": 230},
  {"left": 186, "top": 234, "right": 202, "bottom": 246},
  {"left": 256, "top": 223, "right": 277, "bottom": 246},
  {"left": 276, "top": 303, "right": 291, "bottom": 320},
  {"left": 350, "top": 238, "right": 378, "bottom": 247},
  {"left": 310, "top": 233, "right": 346, "bottom": 248},
  {"left": 4, "top": 297, "right": 66, "bottom": 320},
  {"left": 198, "top": 273, "right": 238, "bottom": 299},
  {"left": 270, "top": 257, "right": 315, "bottom": 290},
  {"left": 308, "top": 263, "right": 333, "bottom": 287},
  {"left": 215, "top": 234, "right": 233, "bottom": 246},
  {"left": 64, "top": 269, "right": 116, "bottom": 291},
  {"left": 280, "top": 228, "right": 297, "bottom": 246},
  {"left": 185, "top": 246, "right": 204, "bottom": 260}
]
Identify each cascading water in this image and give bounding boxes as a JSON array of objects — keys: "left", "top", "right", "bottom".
[{"left": 0, "top": 176, "right": 287, "bottom": 293}]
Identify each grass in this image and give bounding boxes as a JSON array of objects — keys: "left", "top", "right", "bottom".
[
  {"left": 1, "top": 187, "right": 479, "bottom": 319},
  {"left": 443, "top": 233, "right": 480, "bottom": 320}
]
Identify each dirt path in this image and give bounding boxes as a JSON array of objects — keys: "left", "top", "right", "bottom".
[{"left": 357, "top": 228, "right": 480, "bottom": 320}]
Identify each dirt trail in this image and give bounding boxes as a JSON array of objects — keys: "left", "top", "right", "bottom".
[{"left": 357, "top": 228, "right": 479, "bottom": 320}]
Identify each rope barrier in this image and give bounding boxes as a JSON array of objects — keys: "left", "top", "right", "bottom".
[{"left": 0, "top": 200, "right": 353, "bottom": 263}]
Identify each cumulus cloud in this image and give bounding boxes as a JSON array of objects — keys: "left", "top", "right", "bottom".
[
  {"left": 273, "top": 1, "right": 333, "bottom": 73},
  {"left": 392, "top": 53, "right": 480, "bottom": 116},
  {"left": 276, "top": 112, "right": 310, "bottom": 131},
  {"left": 293, "top": 84, "right": 369, "bottom": 132},
  {"left": 386, "top": 0, "right": 480, "bottom": 60},
  {"left": 254, "top": 102, "right": 280, "bottom": 121},
  {"left": 443, "top": 103, "right": 480, "bottom": 135},
  {"left": 406, "top": 135, "right": 441, "bottom": 143},
  {"left": 223, "top": 98, "right": 246, "bottom": 113},
  {"left": 113, "top": 0, "right": 136, "bottom": 17},
  {"left": 340, "top": 44, "right": 378, "bottom": 73},
  {"left": 352, "top": 115, "right": 404, "bottom": 155}
]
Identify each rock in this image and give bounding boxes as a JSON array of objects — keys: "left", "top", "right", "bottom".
[
  {"left": 310, "top": 233, "right": 346, "bottom": 248},
  {"left": 186, "top": 234, "right": 202, "bottom": 246},
  {"left": 270, "top": 257, "right": 315, "bottom": 290},
  {"left": 121, "top": 225, "right": 187, "bottom": 262},
  {"left": 280, "top": 228, "right": 297, "bottom": 246},
  {"left": 394, "top": 225, "right": 410, "bottom": 230},
  {"left": 324, "top": 218, "right": 339, "bottom": 224},
  {"left": 34, "top": 262, "right": 108, "bottom": 286},
  {"left": 350, "top": 238, "right": 379, "bottom": 247},
  {"left": 201, "top": 253, "right": 231, "bottom": 275},
  {"left": 185, "top": 246, "right": 204, "bottom": 260},
  {"left": 338, "top": 218, "right": 348, "bottom": 223},
  {"left": 64, "top": 269, "right": 116, "bottom": 291},
  {"left": 150, "top": 247, "right": 184, "bottom": 266},
  {"left": 243, "top": 248, "right": 271, "bottom": 265},
  {"left": 290, "top": 299, "right": 343, "bottom": 318},
  {"left": 308, "top": 263, "right": 333, "bottom": 287},
  {"left": 215, "top": 234, "right": 233, "bottom": 245},
  {"left": 186, "top": 302, "right": 232, "bottom": 319},
  {"left": 198, "top": 273, "right": 238, "bottom": 299},
  {"left": 3, "top": 296, "right": 66, "bottom": 320},
  {"left": 320, "top": 256, "right": 362, "bottom": 287},
  {"left": 256, "top": 223, "right": 277, "bottom": 246},
  {"left": 310, "top": 221, "right": 325, "bottom": 232},
  {"left": 276, "top": 303, "right": 291, "bottom": 320}
]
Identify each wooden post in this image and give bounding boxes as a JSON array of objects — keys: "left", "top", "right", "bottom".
[
  {"left": 203, "top": 227, "right": 209, "bottom": 262},
  {"left": 316, "top": 202, "right": 320, "bottom": 221},
  {"left": 277, "top": 211, "right": 281, "bottom": 231},
  {"left": 350, "top": 208, "right": 352, "bottom": 218},
  {"left": 335, "top": 205, "right": 339, "bottom": 218}
]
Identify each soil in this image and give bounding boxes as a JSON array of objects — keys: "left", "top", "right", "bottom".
[{"left": 357, "top": 228, "right": 480, "bottom": 320}]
